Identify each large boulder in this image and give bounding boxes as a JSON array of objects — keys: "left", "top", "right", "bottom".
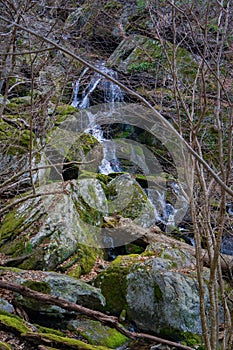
[
  {"left": 11, "top": 269, "right": 106, "bottom": 314},
  {"left": 94, "top": 239, "right": 225, "bottom": 344},
  {"left": 107, "top": 174, "right": 155, "bottom": 228},
  {"left": 0, "top": 181, "right": 104, "bottom": 275}
]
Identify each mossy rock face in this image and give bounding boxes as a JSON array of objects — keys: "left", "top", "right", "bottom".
[
  {"left": 0, "top": 181, "right": 102, "bottom": 275},
  {"left": 108, "top": 34, "right": 198, "bottom": 87},
  {"left": 36, "top": 332, "right": 110, "bottom": 350},
  {"left": 107, "top": 174, "right": 154, "bottom": 227},
  {"left": 17, "top": 280, "right": 51, "bottom": 312},
  {"left": 0, "top": 312, "right": 31, "bottom": 334},
  {"left": 54, "top": 105, "right": 79, "bottom": 126},
  {"left": 1, "top": 269, "right": 106, "bottom": 315},
  {"left": 94, "top": 241, "right": 222, "bottom": 343},
  {"left": 4, "top": 96, "right": 31, "bottom": 115},
  {"left": 94, "top": 255, "right": 138, "bottom": 315},
  {"left": 68, "top": 316, "right": 128, "bottom": 348},
  {"left": 0, "top": 118, "right": 33, "bottom": 158},
  {"left": 63, "top": 133, "right": 102, "bottom": 180}
]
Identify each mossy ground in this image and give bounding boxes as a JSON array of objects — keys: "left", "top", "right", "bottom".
[
  {"left": 0, "top": 341, "right": 12, "bottom": 350},
  {"left": 0, "top": 311, "right": 110, "bottom": 349}
]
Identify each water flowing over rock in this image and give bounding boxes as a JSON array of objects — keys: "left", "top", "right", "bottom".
[
  {"left": 71, "top": 62, "right": 124, "bottom": 109},
  {"left": 69, "top": 68, "right": 191, "bottom": 231}
]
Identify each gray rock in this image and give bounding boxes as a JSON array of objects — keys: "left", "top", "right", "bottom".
[
  {"left": 0, "top": 181, "right": 103, "bottom": 274},
  {"left": 14, "top": 269, "right": 105, "bottom": 315},
  {"left": 107, "top": 174, "right": 155, "bottom": 229},
  {"left": 126, "top": 258, "right": 206, "bottom": 334},
  {"left": 0, "top": 298, "right": 14, "bottom": 314},
  {"left": 95, "top": 240, "right": 225, "bottom": 339}
]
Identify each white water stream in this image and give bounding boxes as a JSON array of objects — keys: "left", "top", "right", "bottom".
[{"left": 71, "top": 63, "right": 188, "bottom": 231}]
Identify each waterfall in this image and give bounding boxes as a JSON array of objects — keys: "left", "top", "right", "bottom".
[
  {"left": 71, "top": 63, "right": 186, "bottom": 232},
  {"left": 71, "top": 67, "right": 89, "bottom": 108},
  {"left": 72, "top": 63, "right": 124, "bottom": 174},
  {"left": 72, "top": 62, "right": 124, "bottom": 109}
]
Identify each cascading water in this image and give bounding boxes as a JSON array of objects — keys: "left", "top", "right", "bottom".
[
  {"left": 72, "top": 62, "right": 124, "bottom": 109},
  {"left": 71, "top": 63, "right": 184, "bottom": 230},
  {"left": 72, "top": 62, "right": 124, "bottom": 174}
]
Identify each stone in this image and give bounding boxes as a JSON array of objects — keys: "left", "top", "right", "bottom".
[
  {"left": 15, "top": 270, "right": 105, "bottom": 314},
  {"left": 107, "top": 174, "right": 155, "bottom": 228},
  {"left": 94, "top": 239, "right": 225, "bottom": 344},
  {"left": 67, "top": 316, "right": 128, "bottom": 348},
  {"left": 0, "top": 298, "right": 14, "bottom": 314},
  {"left": 0, "top": 181, "right": 103, "bottom": 275}
]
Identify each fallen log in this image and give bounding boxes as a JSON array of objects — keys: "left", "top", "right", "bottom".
[
  {"left": 108, "top": 218, "right": 233, "bottom": 275},
  {"left": 0, "top": 279, "right": 195, "bottom": 350}
]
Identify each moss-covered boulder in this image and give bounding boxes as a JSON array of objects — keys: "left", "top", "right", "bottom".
[
  {"left": 67, "top": 316, "right": 128, "bottom": 348},
  {"left": 63, "top": 133, "right": 102, "bottom": 180},
  {"left": 107, "top": 174, "right": 155, "bottom": 227},
  {"left": 11, "top": 270, "right": 105, "bottom": 315},
  {"left": 109, "top": 34, "right": 197, "bottom": 82},
  {"left": 94, "top": 239, "right": 224, "bottom": 345},
  {"left": 0, "top": 181, "right": 104, "bottom": 275}
]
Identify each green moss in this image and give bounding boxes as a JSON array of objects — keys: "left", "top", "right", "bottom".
[
  {"left": 70, "top": 317, "right": 128, "bottom": 348},
  {"left": 73, "top": 194, "right": 103, "bottom": 226},
  {"left": 0, "top": 210, "right": 26, "bottom": 243},
  {"left": 18, "top": 246, "right": 45, "bottom": 270},
  {"left": 125, "top": 244, "right": 144, "bottom": 254},
  {"left": 154, "top": 282, "right": 163, "bottom": 301},
  {"left": 0, "top": 118, "right": 35, "bottom": 156},
  {"left": 17, "top": 281, "right": 51, "bottom": 311},
  {"left": 160, "top": 327, "right": 202, "bottom": 347},
  {"left": 22, "top": 280, "right": 51, "bottom": 294},
  {"left": 38, "top": 333, "right": 109, "bottom": 349},
  {"left": 107, "top": 176, "right": 151, "bottom": 220},
  {"left": 37, "top": 325, "right": 64, "bottom": 337},
  {"left": 0, "top": 312, "right": 31, "bottom": 335},
  {"left": 0, "top": 266, "right": 23, "bottom": 273},
  {"left": 0, "top": 341, "right": 12, "bottom": 350},
  {"left": 122, "top": 35, "right": 198, "bottom": 85},
  {"left": 63, "top": 133, "right": 101, "bottom": 179},
  {"left": 55, "top": 104, "right": 77, "bottom": 116},
  {"left": 128, "top": 61, "right": 156, "bottom": 72},
  {"left": 64, "top": 245, "right": 100, "bottom": 278},
  {"left": 53, "top": 107, "right": 78, "bottom": 125},
  {"left": 94, "top": 255, "right": 138, "bottom": 315}
]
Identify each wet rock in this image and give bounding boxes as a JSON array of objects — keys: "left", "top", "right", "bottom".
[{"left": 0, "top": 308, "right": 110, "bottom": 350}]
